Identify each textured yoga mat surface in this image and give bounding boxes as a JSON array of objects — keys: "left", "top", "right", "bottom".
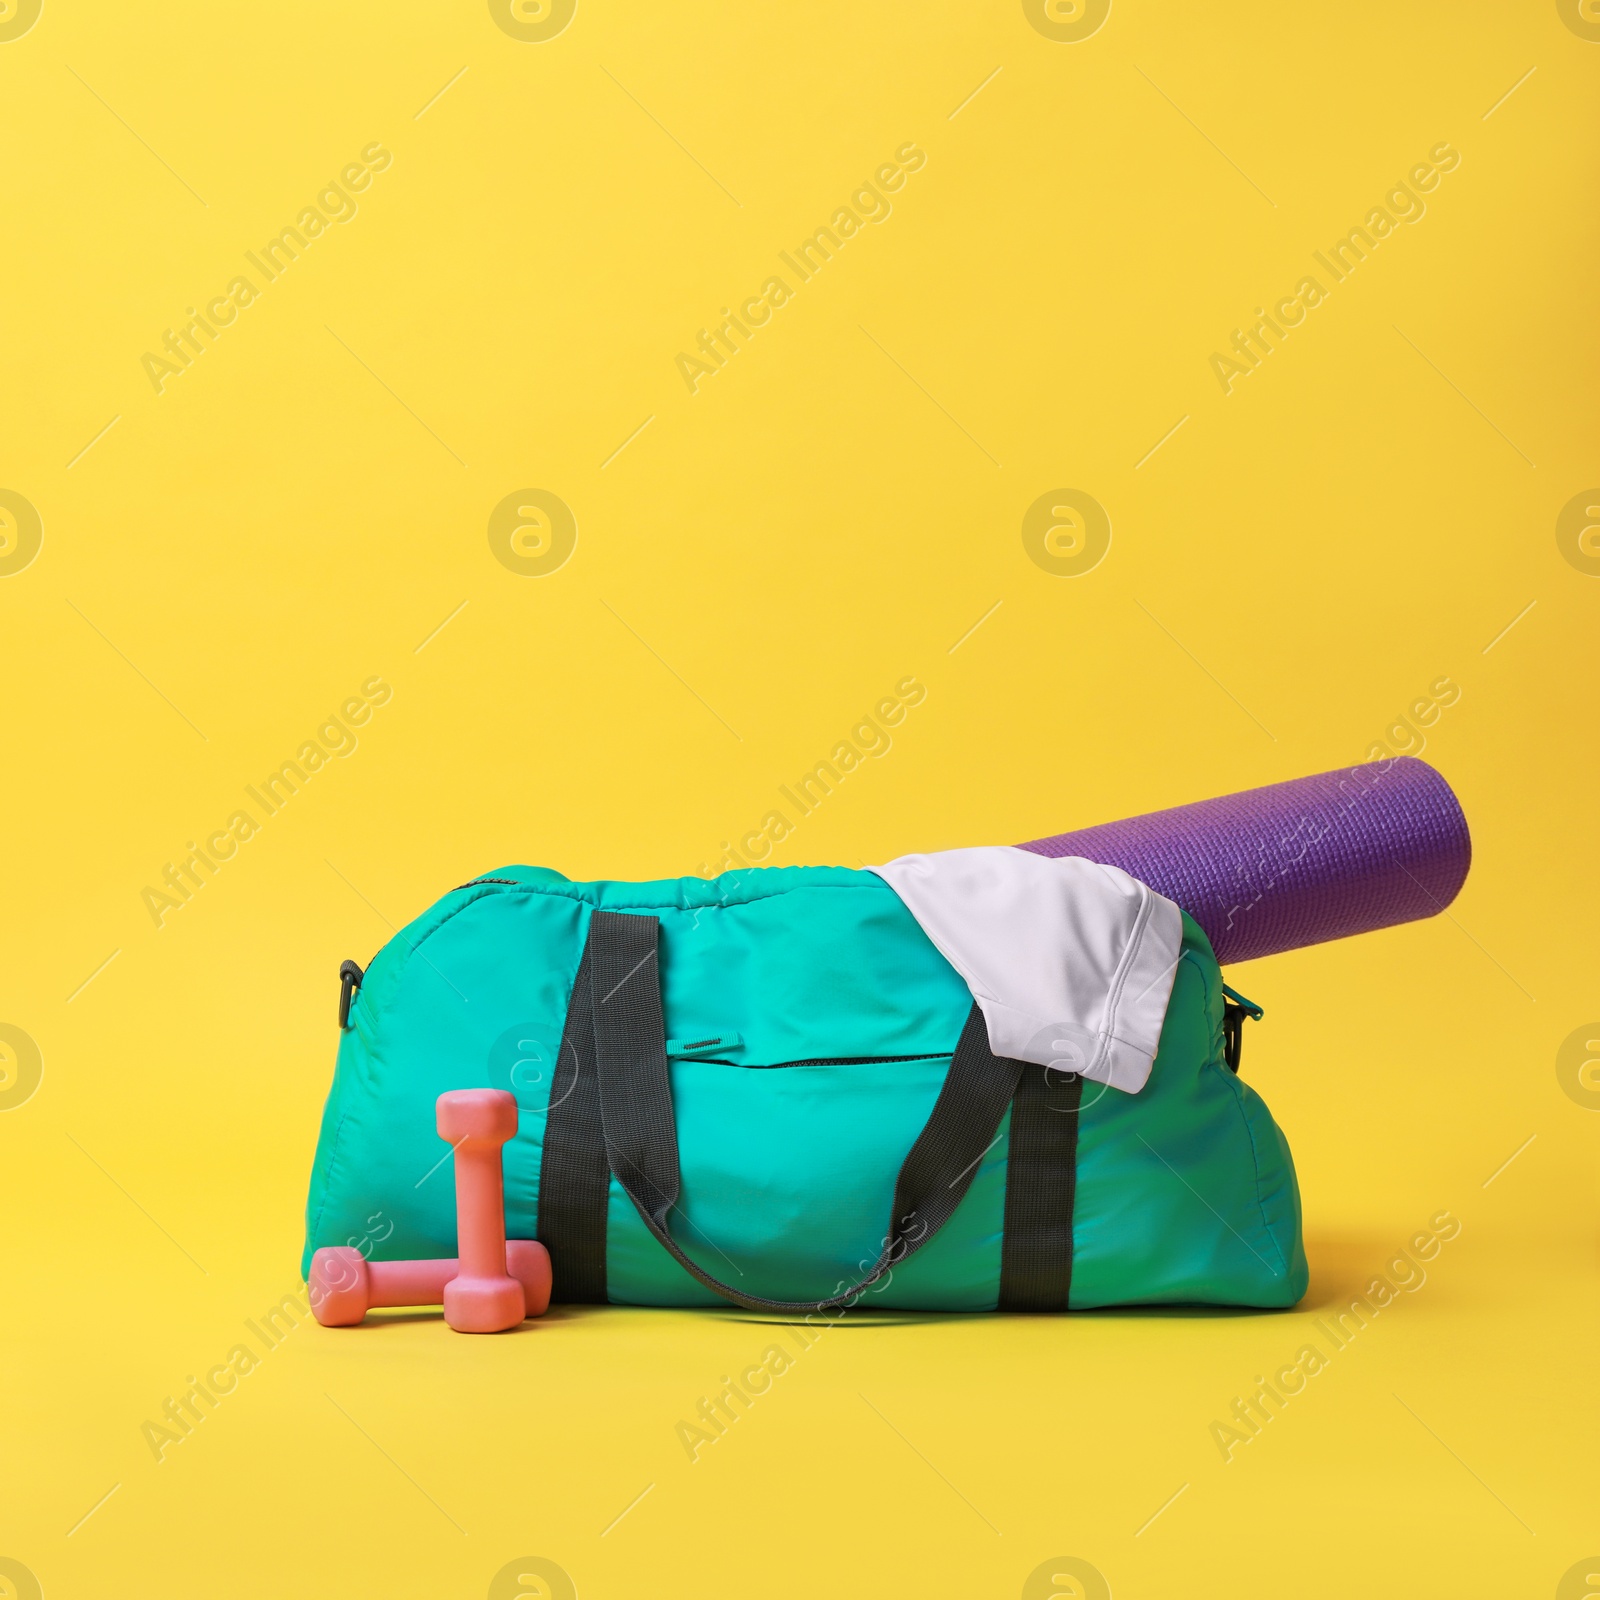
[{"left": 1018, "top": 758, "right": 1471, "bottom": 965}]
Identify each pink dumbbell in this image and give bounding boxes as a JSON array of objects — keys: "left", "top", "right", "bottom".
[
  {"left": 309, "top": 1089, "right": 549, "bottom": 1332},
  {"left": 308, "top": 1239, "right": 551, "bottom": 1327}
]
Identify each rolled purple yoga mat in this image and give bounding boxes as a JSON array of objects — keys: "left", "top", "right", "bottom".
[{"left": 1017, "top": 757, "right": 1471, "bottom": 965}]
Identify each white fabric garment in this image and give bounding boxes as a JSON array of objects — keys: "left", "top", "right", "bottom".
[{"left": 868, "top": 847, "right": 1183, "bottom": 1094}]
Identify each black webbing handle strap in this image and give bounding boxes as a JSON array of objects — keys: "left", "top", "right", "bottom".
[
  {"left": 998, "top": 1062, "right": 1082, "bottom": 1311},
  {"left": 535, "top": 936, "right": 611, "bottom": 1303},
  {"left": 587, "top": 909, "right": 1026, "bottom": 1314}
]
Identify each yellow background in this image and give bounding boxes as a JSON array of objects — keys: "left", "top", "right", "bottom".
[{"left": 2, "top": 1, "right": 1597, "bottom": 1594}]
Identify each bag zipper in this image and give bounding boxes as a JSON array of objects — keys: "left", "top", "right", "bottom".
[{"left": 680, "top": 1051, "right": 950, "bottom": 1069}]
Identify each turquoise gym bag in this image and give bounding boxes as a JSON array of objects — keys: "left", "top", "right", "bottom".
[{"left": 302, "top": 865, "right": 1308, "bottom": 1312}]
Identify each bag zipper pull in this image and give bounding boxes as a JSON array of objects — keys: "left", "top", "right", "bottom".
[
  {"left": 339, "top": 960, "right": 364, "bottom": 1029},
  {"left": 1220, "top": 983, "right": 1263, "bottom": 1074},
  {"left": 666, "top": 1032, "right": 742, "bottom": 1059}
]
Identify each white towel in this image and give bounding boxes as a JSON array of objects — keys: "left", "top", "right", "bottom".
[{"left": 868, "top": 847, "right": 1183, "bottom": 1094}]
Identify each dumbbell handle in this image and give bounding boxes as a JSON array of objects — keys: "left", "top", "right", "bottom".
[
  {"left": 366, "top": 1255, "right": 465, "bottom": 1308},
  {"left": 365, "top": 1243, "right": 549, "bottom": 1310},
  {"left": 454, "top": 1132, "right": 510, "bottom": 1282}
]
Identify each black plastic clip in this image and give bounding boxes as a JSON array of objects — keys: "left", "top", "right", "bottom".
[
  {"left": 1221, "top": 983, "right": 1264, "bottom": 1074},
  {"left": 338, "top": 959, "right": 364, "bottom": 1029}
]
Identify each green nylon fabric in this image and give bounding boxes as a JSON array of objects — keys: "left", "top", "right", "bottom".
[{"left": 302, "top": 864, "right": 1307, "bottom": 1310}]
